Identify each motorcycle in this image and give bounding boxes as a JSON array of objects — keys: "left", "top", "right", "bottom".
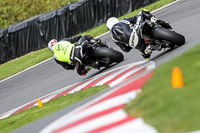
[
  {"left": 132, "top": 11, "right": 185, "bottom": 58},
  {"left": 82, "top": 39, "right": 124, "bottom": 72}
]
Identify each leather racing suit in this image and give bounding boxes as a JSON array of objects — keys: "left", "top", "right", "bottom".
[
  {"left": 110, "top": 10, "right": 154, "bottom": 57},
  {"left": 53, "top": 35, "right": 94, "bottom": 75}
]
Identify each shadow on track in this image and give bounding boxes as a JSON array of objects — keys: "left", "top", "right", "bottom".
[
  {"left": 84, "top": 43, "right": 185, "bottom": 79},
  {"left": 85, "top": 64, "right": 117, "bottom": 79},
  {"left": 85, "top": 61, "right": 125, "bottom": 79},
  {"left": 147, "top": 44, "right": 185, "bottom": 62}
]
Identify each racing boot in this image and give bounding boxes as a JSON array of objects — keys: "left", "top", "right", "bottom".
[
  {"left": 85, "top": 66, "right": 93, "bottom": 71},
  {"left": 91, "top": 61, "right": 101, "bottom": 70},
  {"left": 142, "top": 54, "right": 151, "bottom": 59},
  {"left": 142, "top": 45, "right": 152, "bottom": 59}
]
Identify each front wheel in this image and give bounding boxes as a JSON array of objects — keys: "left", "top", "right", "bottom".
[
  {"left": 94, "top": 47, "right": 124, "bottom": 63},
  {"left": 153, "top": 27, "right": 185, "bottom": 46}
]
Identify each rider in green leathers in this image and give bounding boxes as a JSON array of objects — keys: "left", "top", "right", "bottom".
[{"left": 48, "top": 35, "right": 97, "bottom": 76}]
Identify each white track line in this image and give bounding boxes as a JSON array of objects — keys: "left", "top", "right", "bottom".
[
  {"left": 0, "top": 32, "right": 109, "bottom": 83},
  {"left": 151, "top": 0, "right": 181, "bottom": 13},
  {"left": 0, "top": 58, "right": 53, "bottom": 83}
]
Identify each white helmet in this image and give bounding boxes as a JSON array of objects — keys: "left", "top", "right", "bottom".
[
  {"left": 106, "top": 17, "right": 119, "bottom": 31},
  {"left": 48, "top": 39, "right": 57, "bottom": 53}
]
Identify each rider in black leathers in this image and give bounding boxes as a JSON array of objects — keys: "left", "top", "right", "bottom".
[{"left": 106, "top": 9, "right": 169, "bottom": 58}]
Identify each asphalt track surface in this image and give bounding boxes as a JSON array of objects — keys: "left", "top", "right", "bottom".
[{"left": 0, "top": 0, "right": 199, "bottom": 132}]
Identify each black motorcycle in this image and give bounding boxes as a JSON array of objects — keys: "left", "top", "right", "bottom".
[
  {"left": 82, "top": 39, "right": 124, "bottom": 71},
  {"left": 133, "top": 11, "right": 185, "bottom": 58}
]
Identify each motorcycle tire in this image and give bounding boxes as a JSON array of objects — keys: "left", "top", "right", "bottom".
[
  {"left": 94, "top": 47, "right": 124, "bottom": 63},
  {"left": 153, "top": 27, "right": 185, "bottom": 46}
]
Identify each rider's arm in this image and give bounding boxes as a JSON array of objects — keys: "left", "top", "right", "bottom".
[
  {"left": 123, "top": 15, "right": 138, "bottom": 24},
  {"left": 78, "top": 35, "right": 93, "bottom": 45},
  {"left": 54, "top": 58, "right": 75, "bottom": 70},
  {"left": 62, "top": 35, "right": 82, "bottom": 43}
]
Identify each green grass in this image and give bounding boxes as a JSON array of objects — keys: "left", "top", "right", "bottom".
[
  {"left": 0, "top": 0, "right": 175, "bottom": 81},
  {"left": 0, "top": 48, "right": 53, "bottom": 80},
  {"left": 125, "top": 44, "right": 200, "bottom": 133},
  {"left": 0, "top": 85, "right": 109, "bottom": 133}
]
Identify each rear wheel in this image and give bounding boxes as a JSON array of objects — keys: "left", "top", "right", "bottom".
[
  {"left": 153, "top": 27, "right": 185, "bottom": 46},
  {"left": 94, "top": 47, "right": 124, "bottom": 63}
]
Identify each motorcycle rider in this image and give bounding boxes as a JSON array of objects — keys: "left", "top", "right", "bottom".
[
  {"left": 48, "top": 35, "right": 101, "bottom": 76},
  {"left": 106, "top": 9, "right": 170, "bottom": 58}
]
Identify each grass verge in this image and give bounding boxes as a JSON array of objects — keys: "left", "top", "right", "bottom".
[
  {"left": 0, "top": 85, "right": 109, "bottom": 133},
  {"left": 125, "top": 44, "right": 200, "bottom": 133},
  {"left": 0, "top": 49, "right": 53, "bottom": 80},
  {"left": 0, "top": 0, "right": 175, "bottom": 81}
]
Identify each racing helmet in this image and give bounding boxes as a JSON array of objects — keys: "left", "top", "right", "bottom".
[
  {"left": 48, "top": 39, "right": 57, "bottom": 53},
  {"left": 106, "top": 17, "right": 119, "bottom": 31}
]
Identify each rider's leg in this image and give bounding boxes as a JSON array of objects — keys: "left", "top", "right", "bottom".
[
  {"left": 137, "top": 43, "right": 152, "bottom": 59},
  {"left": 71, "top": 45, "right": 88, "bottom": 75}
]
